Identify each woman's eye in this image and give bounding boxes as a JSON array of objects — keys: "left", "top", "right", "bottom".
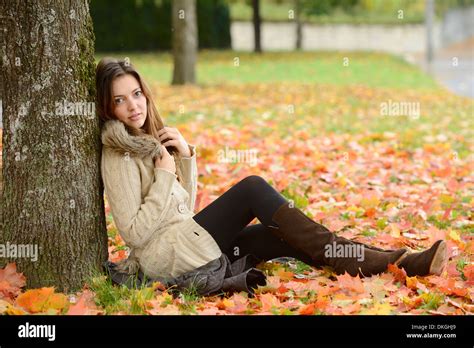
[
  {"left": 135, "top": 90, "right": 142, "bottom": 96},
  {"left": 114, "top": 98, "right": 123, "bottom": 104}
]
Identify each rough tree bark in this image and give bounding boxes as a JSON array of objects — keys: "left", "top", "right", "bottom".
[
  {"left": 172, "top": 0, "right": 198, "bottom": 85},
  {"left": 0, "top": 0, "right": 108, "bottom": 293}
]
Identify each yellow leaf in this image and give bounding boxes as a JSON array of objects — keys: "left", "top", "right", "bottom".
[
  {"left": 338, "top": 177, "right": 347, "bottom": 187},
  {"left": 6, "top": 305, "right": 28, "bottom": 315},
  {"left": 347, "top": 205, "right": 360, "bottom": 212},
  {"left": 0, "top": 299, "right": 10, "bottom": 314},
  {"left": 220, "top": 299, "right": 235, "bottom": 310},
  {"left": 389, "top": 223, "right": 400, "bottom": 238},
  {"left": 360, "top": 195, "right": 380, "bottom": 209},
  {"left": 0, "top": 299, "right": 28, "bottom": 315},
  {"left": 440, "top": 194, "right": 454, "bottom": 204},
  {"left": 449, "top": 230, "right": 461, "bottom": 242},
  {"left": 406, "top": 276, "right": 418, "bottom": 290},
  {"left": 363, "top": 302, "right": 393, "bottom": 315},
  {"left": 276, "top": 268, "right": 294, "bottom": 281}
]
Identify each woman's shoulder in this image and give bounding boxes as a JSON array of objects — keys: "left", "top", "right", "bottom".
[
  {"left": 101, "top": 145, "right": 130, "bottom": 162},
  {"left": 101, "top": 145, "right": 141, "bottom": 180}
]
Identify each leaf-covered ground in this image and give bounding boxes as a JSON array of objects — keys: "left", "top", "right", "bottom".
[{"left": 1, "top": 52, "right": 473, "bottom": 315}]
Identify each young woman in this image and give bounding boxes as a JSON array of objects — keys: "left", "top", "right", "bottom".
[{"left": 96, "top": 57, "right": 447, "bottom": 281}]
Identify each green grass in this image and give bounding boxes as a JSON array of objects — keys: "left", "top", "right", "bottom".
[
  {"left": 96, "top": 50, "right": 438, "bottom": 90},
  {"left": 87, "top": 268, "right": 156, "bottom": 314},
  {"left": 229, "top": 0, "right": 426, "bottom": 24},
  {"left": 175, "top": 285, "right": 203, "bottom": 314},
  {"left": 86, "top": 266, "right": 211, "bottom": 315}
]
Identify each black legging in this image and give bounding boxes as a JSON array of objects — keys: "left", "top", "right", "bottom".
[{"left": 192, "top": 175, "right": 313, "bottom": 265}]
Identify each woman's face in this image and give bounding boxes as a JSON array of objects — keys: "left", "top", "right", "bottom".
[{"left": 111, "top": 74, "right": 147, "bottom": 128}]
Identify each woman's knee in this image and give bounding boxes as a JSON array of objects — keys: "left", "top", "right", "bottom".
[{"left": 240, "top": 175, "right": 268, "bottom": 188}]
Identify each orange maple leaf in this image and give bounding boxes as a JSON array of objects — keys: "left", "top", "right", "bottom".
[
  {"left": 259, "top": 293, "right": 281, "bottom": 312},
  {"left": 299, "top": 303, "right": 316, "bottom": 315},
  {"left": 336, "top": 272, "right": 365, "bottom": 294},
  {"left": 16, "top": 287, "right": 69, "bottom": 314},
  {"left": 437, "top": 279, "right": 468, "bottom": 297},
  {"left": 387, "top": 263, "right": 407, "bottom": 284}
]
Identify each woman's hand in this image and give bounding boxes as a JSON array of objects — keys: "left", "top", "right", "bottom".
[
  {"left": 154, "top": 145, "right": 176, "bottom": 174},
  {"left": 157, "top": 126, "right": 191, "bottom": 157}
]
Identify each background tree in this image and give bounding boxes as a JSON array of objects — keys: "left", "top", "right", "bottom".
[
  {"left": 294, "top": 0, "right": 302, "bottom": 50},
  {"left": 425, "top": 0, "right": 435, "bottom": 64},
  {"left": 0, "top": 0, "right": 107, "bottom": 293},
  {"left": 172, "top": 0, "right": 198, "bottom": 85},
  {"left": 252, "top": 0, "right": 262, "bottom": 53}
]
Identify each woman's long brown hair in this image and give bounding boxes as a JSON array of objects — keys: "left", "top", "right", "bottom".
[{"left": 95, "top": 57, "right": 183, "bottom": 183}]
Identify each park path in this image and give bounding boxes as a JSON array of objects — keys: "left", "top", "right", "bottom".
[{"left": 405, "top": 37, "right": 474, "bottom": 98}]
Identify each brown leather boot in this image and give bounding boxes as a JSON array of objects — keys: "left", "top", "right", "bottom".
[
  {"left": 268, "top": 202, "right": 408, "bottom": 277},
  {"left": 349, "top": 236, "right": 447, "bottom": 277},
  {"left": 397, "top": 240, "right": 447, "bottom": 276}
]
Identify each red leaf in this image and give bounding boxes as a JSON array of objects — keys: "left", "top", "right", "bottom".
[
  {"left": 67, "top": 290, "right": 102, "bottom": 315},
  {"left": 0, "top": 263, "right": 26, "bottom": 301},
  {"left": 463, "top": 264, "right": 474, "bottom": 285},
  {"left": 431, "top": 278, "right": 468, "bottom": 297}
]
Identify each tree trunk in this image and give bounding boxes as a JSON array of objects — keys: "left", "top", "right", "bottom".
[
  {"left": 0, "top": 0, "right": 108, "bottom": 293},
  {"left": 295, "top": 0, "right": 302, "bottom": 51},
  {"left": 425, "top": 0, "right": 435, "bottom": 64},
  {"left": 172, "top": 0, "right": 198, "bottom": 85},
  {"left": 252, "top": 0, "right": 262, "bottom": 53}
]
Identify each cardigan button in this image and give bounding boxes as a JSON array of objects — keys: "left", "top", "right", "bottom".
[{"left": 177, "top": 203, "right": 186, "bottom": 214}]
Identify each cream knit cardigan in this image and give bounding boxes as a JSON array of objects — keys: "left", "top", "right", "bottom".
[{"left": 100, "top": 119, "right": 222, "bottom": 279}]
